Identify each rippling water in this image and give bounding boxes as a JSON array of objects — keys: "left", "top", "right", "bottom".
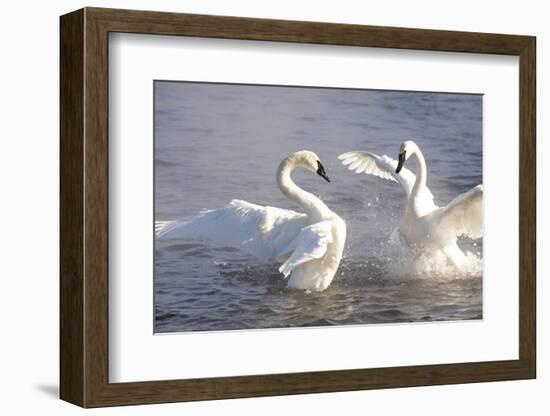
[{"left": 154, "top": 81, "right": 483, "bottom": 333}]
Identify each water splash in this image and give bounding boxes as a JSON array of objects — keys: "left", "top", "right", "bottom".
[{"left": 386, "top": 243, "right": 482, "bottom": 281}]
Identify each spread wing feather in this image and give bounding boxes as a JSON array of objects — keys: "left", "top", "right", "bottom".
[
  {"left": 338, "top": 151, "right": 416, "bottom": 195},
  {"left": 436, "top": 185, "right": 483, "bottom": 239},
  {"left": 278, "top": 221, "right": 333, "bottom": 277},
  {"left": 155, "top": 199, "right": 311, "bottom": 264},
  {"left": 338, "top": 151, "right": 437, "bottom": 213}
]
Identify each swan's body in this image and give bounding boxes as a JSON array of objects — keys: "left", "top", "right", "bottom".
[
  {"left": 338, "top": 140, "right": 482, "bottom": 267},
  {"left": 156, "top": 150, "right": 346, "bottom": 292}
]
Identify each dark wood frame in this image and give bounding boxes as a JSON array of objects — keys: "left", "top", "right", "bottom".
[{"left": 60, "top": 7, "right": 536, "bottom": 408}]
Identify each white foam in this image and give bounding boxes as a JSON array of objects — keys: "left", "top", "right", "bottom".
[{"left": 387, "top": 241, "right": 483, "bottom": 280}]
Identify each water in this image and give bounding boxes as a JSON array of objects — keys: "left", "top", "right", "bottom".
[{"left": 154, "top": 81, "right": 483, "bottom": 333}]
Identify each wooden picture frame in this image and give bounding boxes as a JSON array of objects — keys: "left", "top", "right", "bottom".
[{"left": 60, "top": 7, "right": 536, "bottom": 408}]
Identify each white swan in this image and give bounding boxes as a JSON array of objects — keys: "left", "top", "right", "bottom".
[
  {"left": 338, "top": 140, "right": 482, "bottom": 267},
  {"left": 156, "top": 150, "right": 347, "bottom": 292}
]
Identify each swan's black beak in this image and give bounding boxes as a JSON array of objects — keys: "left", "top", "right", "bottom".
[
  {"left": 317, "top": 161, "right": 330, "bottom": 182},
  {"left": 396, "top": 151, "right": 406, "bottom": 174}
]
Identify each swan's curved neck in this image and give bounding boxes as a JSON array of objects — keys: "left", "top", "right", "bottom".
[
  {"left": 277, "top": 160, "right": 331, "bottom": 221},
  {"left": 411, "top": 148, "right": 427, "bottom": 196}
]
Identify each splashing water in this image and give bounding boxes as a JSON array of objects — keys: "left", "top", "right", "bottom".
[{"left": 390, "top": 246, "right": 483, "bottom": 280}]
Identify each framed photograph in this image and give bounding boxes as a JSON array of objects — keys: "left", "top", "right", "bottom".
[{"left": 60, "top": 7, "right": 536, "bottom": 408}]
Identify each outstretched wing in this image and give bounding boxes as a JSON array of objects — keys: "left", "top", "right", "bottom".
[
  {"left": 338, "top": 151, "right": 415, "bottom": 195},
  {"left": 155, "top": 199, "right": 308, "bottom": 263},
  {"left": 338, "top": 150, "right": 437, "bottom": 214},
  {"left": 437, "top": 185, "right": 483, "bottom": 239},
  {"left": 278, "top": 221, "right": 333, "bottom": 277}
]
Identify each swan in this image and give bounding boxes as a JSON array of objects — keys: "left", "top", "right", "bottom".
[
  {"left": 156, "top": 150, "right": 347, "bottom": 292},
  {"left": 338, "top": 140, "right": 482, "bottom": 267}
]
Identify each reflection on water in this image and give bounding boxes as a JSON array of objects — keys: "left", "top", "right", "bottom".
[{"left": 154, "top": 81, "right": 483, "bottom": 333}]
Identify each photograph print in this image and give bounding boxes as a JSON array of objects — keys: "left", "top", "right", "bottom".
[{"left": 154, "top": 81, "right": 483, "bottom": 333}]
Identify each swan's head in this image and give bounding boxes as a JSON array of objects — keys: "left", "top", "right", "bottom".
[
  {"left": 396, "top": 140, "right": 418, "bottom": 174},
  {"left": 288, "top": 150, "right": 330, "bottom": 182}
]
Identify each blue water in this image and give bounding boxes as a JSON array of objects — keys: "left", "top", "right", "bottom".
[{"left": 154, "top": 81, "right": 483, "bottom": 333}]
